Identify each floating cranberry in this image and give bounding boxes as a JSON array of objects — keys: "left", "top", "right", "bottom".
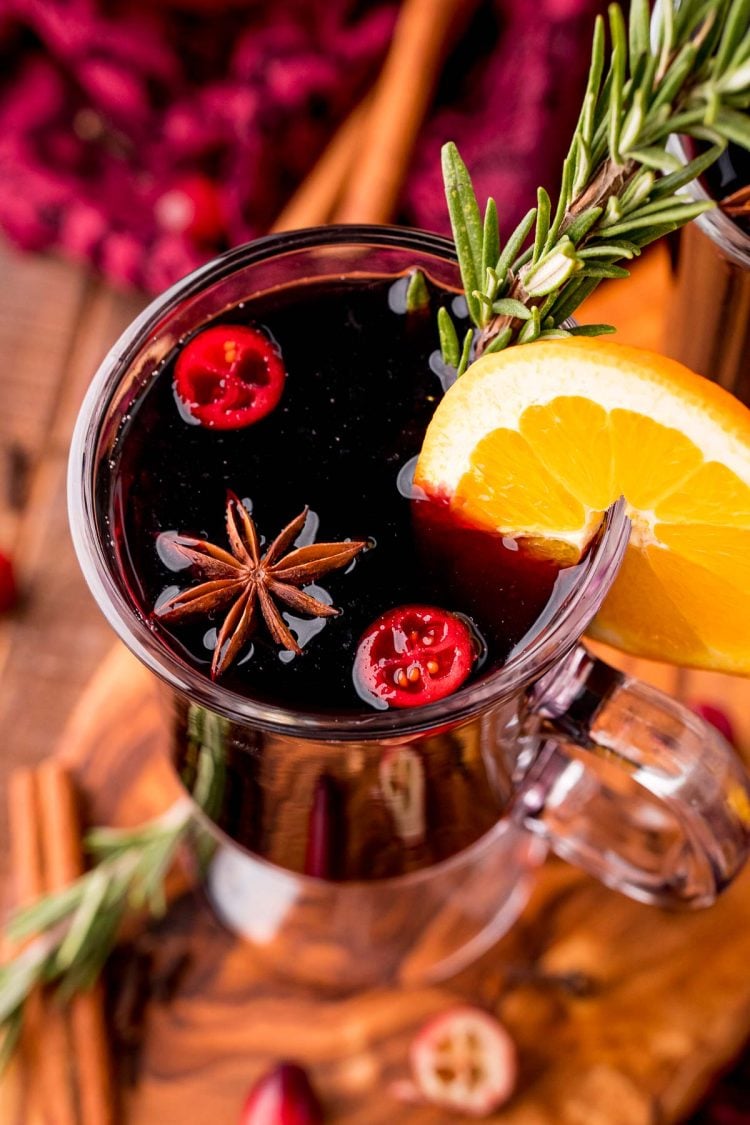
[
  {"left": 354, "top": 605, "right": 476, "bottom": 709},
  {"left": 410, "top": 1005, "right": 517, "bottom": 1118},
  {"left": 174, "top": 325, "right": 285, "bottom": 430},
  {"left": 240, "top": 1062, "right": 323, "bottom": 1125},
  {"left": 155, "top": 174, "right": 225, "bottom": 245},
  {"left": 0, "top": 551, "right": 17, "bottom": 612},
  {"left": 690, "top": 701, "right": 737, "bottom": 748}
]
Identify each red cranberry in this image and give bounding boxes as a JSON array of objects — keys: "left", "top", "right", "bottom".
[
  {"left": 0, "top": 551, "right": 17, "bottom": 612},
  {"left": 174, "top": 324, "right": 285, "bottom": 430},
  {"left": 690, "top": 701, "right": 737, "bottom": 748},
  {"left": 155, "top": 174, "right": 225, "bottom": 245},
  {"left": 240, "top": 1062, "right": 323, "bottom": 1125},
  {"left": 353, "top": 605, "right": 476, "bottom": 709}
]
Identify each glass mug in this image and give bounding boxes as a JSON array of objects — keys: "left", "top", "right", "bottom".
[
  {"left": 664, "top": 135, "right": 750, "bottom": 405},
  {"left": 68, "top": 227, "right": 750, "bottom": 990}
]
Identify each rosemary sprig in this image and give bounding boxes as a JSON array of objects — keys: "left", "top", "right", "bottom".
[
  {"left": 0, "top": 705, "right": 226, "bottom": 1064},
  {"left": 439, "top": 0, "right": 750, "bottom": 364},
  {"left": 405, "top": 268, "right": 430, "bottom": 312},
  {"left": 0, "top": 802, "right": 193, "bottom": 1064},
  {"left": 0, "top": 796, "right": 193, "bottom": 1066}
]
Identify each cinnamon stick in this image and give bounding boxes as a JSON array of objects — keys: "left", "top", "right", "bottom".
[
  {"left": 7, "top": 769, "right": 43, "bottom": 907},
  {"left": 271, "top": 98, "right": 369, "bottom": 232},
  {"left": 333, "top": 0, "right": 475, "bottom": 224},
  {"left": 6, "top": 768, "right": 70, "bottom": 1125},
  {"left": 0, "top": 1013, "right": 22, "bottom": 1125},
  {"left": 0, "top": 990, "right": 22, "bottom": 1125},
  {"left": 38, "top": 761, "right": 115, "bottom": 1125},
  {"left": 3, "top": 770, "right": 39, "bottom": 1125},
  {"left": 722, "top": 183, "right": 750, "bottom": 220}
]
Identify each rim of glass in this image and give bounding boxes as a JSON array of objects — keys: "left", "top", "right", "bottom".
[{"left": 68, "top": 224, "right": 630, "bottom": 740}]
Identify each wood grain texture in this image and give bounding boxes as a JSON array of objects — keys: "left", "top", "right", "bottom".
[
  {"left": 37, "top": 761, "right": 116, "bottom": 1125},
  {"left": 6, "top": 769, "right": 77, "bottom": 1125},
  {"left": 0, "top": 239, "right": 144, "bottom": 879}
]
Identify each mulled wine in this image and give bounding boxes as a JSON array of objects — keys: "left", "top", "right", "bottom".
[
  {"left": 87, "top": 248, "right": 611, "bottom": 889},
  {"left": 103, "top": 271, "right": 580, "bottom": 718}
]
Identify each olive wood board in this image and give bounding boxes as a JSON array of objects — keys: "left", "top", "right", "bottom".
[{"left": 48, "top": 643, "right": 750, "bottom": 1125}]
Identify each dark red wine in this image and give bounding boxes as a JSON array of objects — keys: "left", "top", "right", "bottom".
[{"left": 102, "top": 271, "right": 575, "bottom": 715}]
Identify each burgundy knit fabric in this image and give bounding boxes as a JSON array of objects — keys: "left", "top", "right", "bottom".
[{"left": 0, "top": 0, "right": 602, "bottom": 292}]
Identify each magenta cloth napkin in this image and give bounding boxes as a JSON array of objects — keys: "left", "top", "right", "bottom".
[{"left": 0, "top": 0, "right": 603, "bottom": 292}]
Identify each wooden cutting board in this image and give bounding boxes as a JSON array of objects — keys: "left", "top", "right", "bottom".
[{"left": 49, "top": 642, "right": 750, "bottom": 1125}]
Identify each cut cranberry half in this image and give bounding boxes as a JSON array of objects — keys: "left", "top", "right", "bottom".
[
  {"left": 174, "top": 324, "right": 285, "bottom": 430},
  {"left": 354, "top": 605, "right": 476, "bottom": 709},
  {"left": 410, "top": 1006, "right": 517, "bottom": 1118}
]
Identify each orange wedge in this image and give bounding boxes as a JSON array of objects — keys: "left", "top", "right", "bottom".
[{"left": 414, "top": 338, "right": 750, "bottom": 674}]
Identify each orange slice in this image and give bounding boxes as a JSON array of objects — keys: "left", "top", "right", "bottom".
[{"left": 414, "top": 338, "right": 750, "bottom": 674}]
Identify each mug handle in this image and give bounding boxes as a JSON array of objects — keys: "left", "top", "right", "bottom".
[{"left": 518, "top": 645, "right": 750, "bottom": 907}]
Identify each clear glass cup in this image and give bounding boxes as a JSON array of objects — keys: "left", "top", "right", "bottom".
[
  {"left": 68, "top": 227, "right": 750, "bottom": 990},
  {"left": 664, "top": 137, "right": 750, "bottom": 403}
]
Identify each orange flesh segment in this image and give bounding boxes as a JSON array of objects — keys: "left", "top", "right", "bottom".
[
  {"left": 415, "top": 339, "right": 750, "bottom": 675},
  {"left": 655, "top": 461, "right": 750, "bottom": 526},
  {"left": 591, "top": 543, "right": 750, "bottom": 670},
  {"left": 454, "top": 428, "right": 585, "bottom": 533}
]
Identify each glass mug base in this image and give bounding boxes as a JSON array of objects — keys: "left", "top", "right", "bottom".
[
  {"left": 206, "top": 826, "right": 546, "bottom": 990},
  {"left": 69, "top": 227, "right": 750, "bottom": 993}
]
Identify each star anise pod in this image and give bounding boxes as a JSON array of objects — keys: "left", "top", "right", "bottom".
[{"left": 155, "top": 494, "right": 368, "bottom": 678}]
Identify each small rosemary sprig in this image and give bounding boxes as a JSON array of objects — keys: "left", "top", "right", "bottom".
[
  {"left": 0, "top": 801, "right": 194, "bottom": 1067},
  {"left": 439, "top": 0, "right": 750, "bottom": 372},
  {"left": 0, "top": 706, "right": 226, "bottom": 1066}
]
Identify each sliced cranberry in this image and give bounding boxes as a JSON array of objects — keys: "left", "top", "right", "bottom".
[
  {"left": 240, "top": 1062, "right": 323, "bottom": 1125},
  {"left": 354, "top": 605, "right": 476, "bottom": 709},
  {"left": 410, "top": 1006, "right": 517, "bottom": 1118},
  {"left": 690, "top": 701, "right": 737, "bottom": 748},
  {"left": 0, "top": 551, "right": 17, "bottom": 612},
  {"left": 174, "top": 324, "right": 285, "bottom": 430}
]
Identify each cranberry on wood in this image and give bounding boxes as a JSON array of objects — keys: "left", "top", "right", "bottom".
[
  {"left": 410, "top": 1005, "right": 517, "bottom": 1117},
  {"left": 240, "top": 1062, "right": 323, "bottom": 1125}
]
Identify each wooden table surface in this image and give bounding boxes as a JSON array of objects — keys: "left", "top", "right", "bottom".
[{"left": 0, "top": 241, "right": 143, "bottom": 878}]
